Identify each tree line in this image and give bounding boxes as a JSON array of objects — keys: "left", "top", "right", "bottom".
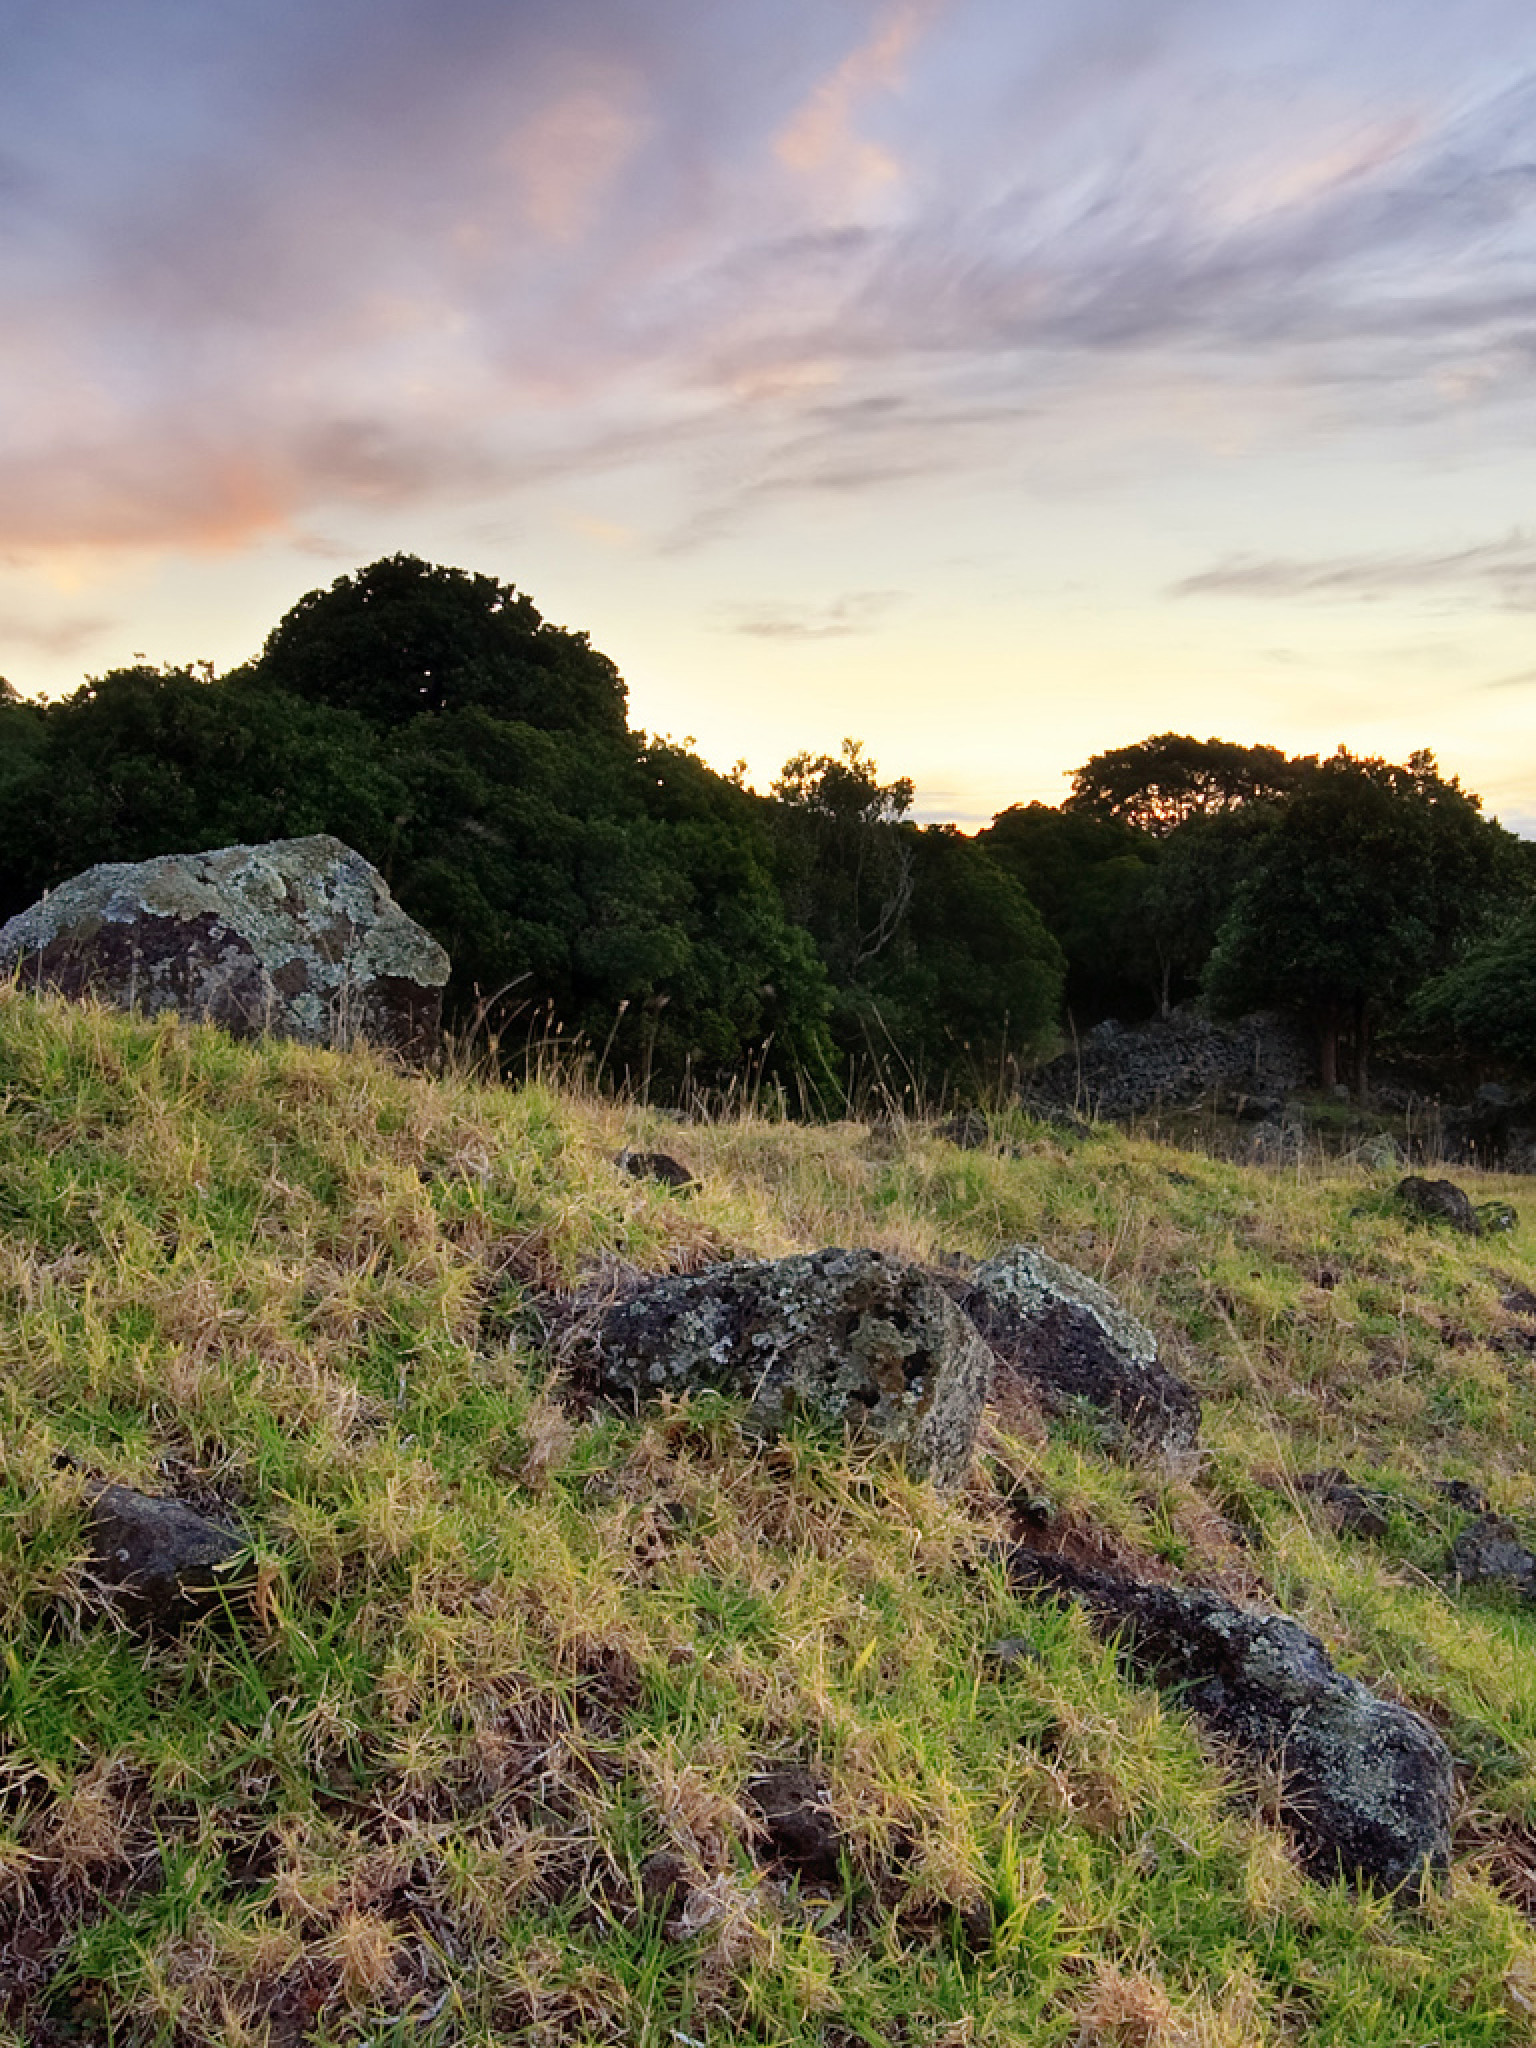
[{"left": 0, "top": 556, "right": 1530, "bottom": 1104}]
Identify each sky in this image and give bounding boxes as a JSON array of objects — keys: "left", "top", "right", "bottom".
[{"left": 5, "top": 0, "right": 1536, "bottom": 830}]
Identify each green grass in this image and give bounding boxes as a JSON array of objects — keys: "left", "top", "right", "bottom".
[{"left": 2, "top": 988, "right": 1536, "bottom": 2043}]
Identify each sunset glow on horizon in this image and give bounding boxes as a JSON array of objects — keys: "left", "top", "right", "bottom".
[{"left": 6, "top": 0, "right": 1536, "bottom": 829}]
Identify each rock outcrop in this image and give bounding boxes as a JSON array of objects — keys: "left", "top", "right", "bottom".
[
  {"left": 1008, "top": 1553, "right": 1453, "bottom": 1894},
  {"left": 0, "top": 836, "right": 449, "bottom": 1059},
  {"left": 595, "top": 1248, "right": 992, "bottom": 1493},
  {"left": 958, "top": 1246, "right": 1199, "bottom": 1457}
]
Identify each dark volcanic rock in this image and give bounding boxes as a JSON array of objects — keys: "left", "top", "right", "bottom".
[
  {"left": 1435, "top": 1478, "right": 1491, "bottom": 1515},
  {"left": 1021, "top": 1007, "right": 1311, "bottom": 1122},
  {"left": 958, "top": 1246, "right": 1199, "bottom": 1457},
  {"left": 87, "top": 1484, "right": 253, "bottom": 1631},
  {"left": 1008, "top": 1553, "right": 1452, "bottom": 1894},
  {"left": 1294, "top": 1469, "right": 1394, "bottom": 1541},
  {"left": 615, "top": 1149, "right": 697, "bottom": 1190},
  {"left": 1393, "top": 1175, "right": 1480, "bottom": 1235},
  {"left": 0, "top": 836, "right": 449, "bottom": 1059},
  {"left": 596, "top": 1248, "right": 992, "bottom": 1493},
  {"left": 745, "top": 1767, "right": 843, "bottom": 1881},
  {"left": 1449, "top": 1515, "right": 1536, "bottom": 1601},
  {"left": 938, "top": 1109, "right": 990, "bottom": 1151}
]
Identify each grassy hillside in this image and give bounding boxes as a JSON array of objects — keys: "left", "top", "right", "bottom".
[{"left": 2, "top": 989, "right": 1536, "bottom": 2046}]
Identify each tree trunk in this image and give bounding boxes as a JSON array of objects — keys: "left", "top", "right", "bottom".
[
  {"left": 1318, "top": 1004, "right": 1339, "bottom": 1092},
  {"left": 1351, "top": 997, "right": 1371, "bottom": 1103}
]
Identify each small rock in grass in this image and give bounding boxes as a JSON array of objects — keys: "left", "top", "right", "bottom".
[
  {"left": 615, "top": 1149, "right": 697, "bottom": 1191},
  {"left": 958, "top": 1245, "right": 1199, "bottom": 1459},
  {"left": 638, "top": 1849, "right": 692, "bottom": 1918},
  {"left": 1393, "top": 1176, "right": 1480, "bottom": 1235},
  {"left": 1294, "top": 1469, "right": 1394, "bottom": 1541},
  {"left": 983, "top": 1635, "right": 1044, "bottom": 1668},
  {"left": 1435, "top": 1478, "right": 1491, "bottom": 1515},
  {"left": 1449, "top": 1516, "right": 1536, "bottom": 1601},
  {"left": 939, "top": 1110, "right": 990, "bottom": 1151},
  {"left": 87, "top": 1483, "right": 253, "bottom": 1632},
  {"left": 1008, "top": 1551, "right": 1453, "bottom": 1895},
  {"left": 597, "top": 1248, "right": 992, "bottom": 1494},
  {"left": 745, "top": 1767, "right": 843, "bottom": 1881}
]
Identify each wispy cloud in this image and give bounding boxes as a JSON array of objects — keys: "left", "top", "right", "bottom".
[
  {"left": 0, "top": 611, "right": 115, "bottom": 660},
  {"left": 6, "top": 0, "right": 1536, "bottom": 568},
  {"left": 774, "top": 0, "right": 944, "bottom": 201},
  {"left": 722, "top": 590, "right": 902, "bottom": 639},
  {"left": 1172, "top": 533, "right": 1536, "bottom": 609}
]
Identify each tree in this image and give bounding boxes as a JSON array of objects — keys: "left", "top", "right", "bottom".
[
  {"left": 252, "top": 554, "right": 629, "bottom": 737},
  {"left": 1407, "top": 904, "right": 1536, "bottom": 1072},
  {"left": 1203, "top": 750, "right": 1520, "bottom": 1096},
  {"left": 981, "top": 803, "right": 1158, "bottom": 1019},
  {"left": 771, "top": 739, "right": 916, "bottom": 985},
  {"left": 1065, "top": 733, "right": 1311, "bottom": 836},
  {"left": 0, "top": 665, "right": 403, "bottom": 917},
  {"left": 858, "top": 827, "right": 1064, "bottom": 1096},
  {"left": 1140, "top": 807, "right": 1277, "bottom": 1015}
]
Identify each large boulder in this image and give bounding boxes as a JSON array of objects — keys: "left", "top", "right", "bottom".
[
  {"left": 0, "top": 836, "right": 449, "bottom": 1059},
  {"left": 1009, "top": 1553, "right": 1453, "bottom": 1894},
  {"left": 596, "top": 1248, "right": 992, "bottom": 1494},
  {"left": 957, "top": 1246, "right": 1199, "bottom": 1457}
]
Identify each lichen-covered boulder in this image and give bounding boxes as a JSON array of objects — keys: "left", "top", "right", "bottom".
[
  {"left": 596, "top": 1248, "right": 992, "bottom": 1493},
  {"left": 1009, "top": 1553, "right": 1453, "bottom": 1894},
  {"left": 0, "top": 835, "right": 449, "bottom": 1059},
  {"left": 958, "top": 1246, "right": 1199, "bottom": 1457},
  {"left": 87, "top": 1484, "right": 254, "bottom": 1632}
]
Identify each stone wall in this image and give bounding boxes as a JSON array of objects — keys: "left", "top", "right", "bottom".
[{"left": 1023, "top": 1007, "right": 1313, "bottom": 1122}]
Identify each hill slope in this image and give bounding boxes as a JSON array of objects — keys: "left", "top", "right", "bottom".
[{"left": 2, "top": 991, "right": 1536, "bottom": 2046}]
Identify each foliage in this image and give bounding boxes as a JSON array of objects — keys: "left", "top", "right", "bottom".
[
  {"left": 1140, "top": 806, "right": 1279, "bottom": 1012},
  {"left": 1204, "top": 750, "right": 1521, "bottom": 1094},
  {"left": 1409, "top": 906, "right": 1536, "bottom": 1067},
  {"left": 251, "top": 552, "right": 630, "bottom": 736},
  {"left": 1066, "top": 731, "right": 1312, "bottom": 835},
  {"left": 0, "top": 666, "right": 402, "bottom": 919},
  {"left": 981, "top": 803, "right": 1158, "bottom": 1019},
  {"left": 4, "top": 993, "right": 1536, "bottom": 2043},
  {"left": 772, "top": 738, "right": 917, "bottom": 986},
  {"left": 853, "top": 826, "right": 1066, "bottom": 1096}
]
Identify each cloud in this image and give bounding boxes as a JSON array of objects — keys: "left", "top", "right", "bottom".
[
  {"left": 0, "top": 611, "right": 115, "bottom": 660},
  {"left": 499, "top": 82, "right": 648, "bottom": 244},
  {"left": 1171, "top": 533, "right": 1536, "bottom": 609},
  {"left": 7, "top": 0, "right": 1536, "bottom": 567},
  {"left": 774, "top": 0, "right": 944, "bottom": 201},
  {"left": 722, "top": 590, "right": 903, "bottom": 639}
]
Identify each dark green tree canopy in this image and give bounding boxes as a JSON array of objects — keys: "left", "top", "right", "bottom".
[
  {"left": 1203, "top": 748, "right": 1521, "bottom": 1093},
  {"left": 1066, "top": 732, "right": 1311, "bottom": 835},
  {"left": 1409, "top": 905, "right": 1536, "bottom": 1069},
  {"left": 772, "top": 740, "right": 916, "bottom": 986},
  {"left": 981, "top": 803, "right": 1158, "bottom": 1019},
  {"left": 253, "top": 554, "right": 629, "bottom": 737}
]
